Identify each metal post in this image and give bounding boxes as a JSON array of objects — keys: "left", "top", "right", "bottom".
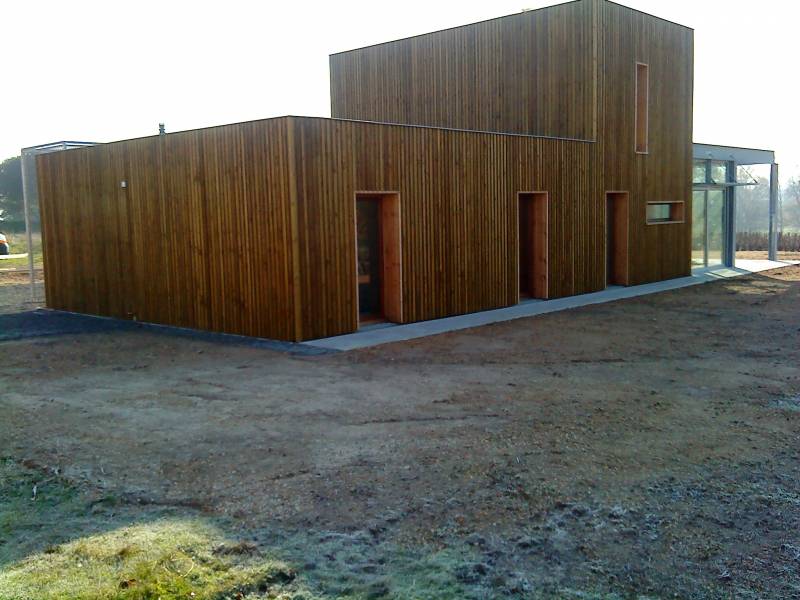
[
  {"left": 19, "top": 150, "right": 36, "bottom": 302},
  {"left": 768, "top": 163, "right": 779, "bottom": 261},
  {"left": 726, "top": 160, "right": 736, "bottom": 267}
]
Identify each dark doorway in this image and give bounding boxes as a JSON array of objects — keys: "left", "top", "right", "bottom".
[
  {"left": 355, "top": 193, "right": 401, "bottom": 325},
  {"left": 518, "top": 192, "right": 549, "bottom": 300},
  {"left": 357, "top": 199, "right": 381, "bottom": 320},
  {"left": 606, "top": 191, "right": 630, "bottom": 286}
]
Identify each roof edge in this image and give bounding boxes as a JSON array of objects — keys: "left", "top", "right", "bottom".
[{"left": 329, "top": 0, "right": 692, "bottom": 58}]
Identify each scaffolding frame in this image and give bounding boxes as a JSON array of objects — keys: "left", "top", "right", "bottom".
[{"left": 20, "top": 141, "right": 96, "bottom": 302}]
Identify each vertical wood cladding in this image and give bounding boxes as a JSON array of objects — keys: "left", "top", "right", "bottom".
[
  {"left": 330, "top": 0, "right": 597, "bottom": 140},
  {"left": 290, "top": 117, "right": 599, "bottom": 340},
  {"left": 38, "top": 0, "right": 694, "bottom": 342},
  {"left": 38, "top": 119, "right": 298, "bottom": 341},
  {"left": 598, "top": 1, "right": 694, "bottom": 284},
  {"left": 331, "top": 0, "right": 694, "bottom": 287},
  {"left": 38, "top": 117, "right": 600, "bottom": 341}
]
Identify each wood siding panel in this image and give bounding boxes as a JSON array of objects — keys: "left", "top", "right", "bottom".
[
  {"left": 40, "top": 115, "right": 602, "bottom": 342},
  {"left": 330, "top": 0, "right": 596, "bottom": 140},
  {"left": 290, "top": 117, "right": 600, "bottom": 340},
  {"left": 37, "top": 0, "right": 693, "bottom": 342},
  {"left": 331, "top": 0, "right": 694, "bottom": 291},
  {"left": 37, "top": 118, "right": 298, "bottom": 341},
  {"left": 598, "top": 1, "right": 694, "bottom": 285}
]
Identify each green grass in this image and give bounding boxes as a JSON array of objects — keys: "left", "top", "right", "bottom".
[
  {"left": 0, "top": 519, "right": 305, "bottom": 600},
  {"left": 0, "top": 232, "right": 41, "bottom": 269}
]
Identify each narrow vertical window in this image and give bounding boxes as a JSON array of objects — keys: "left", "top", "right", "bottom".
[{"left": 635, "top": 63, "right": 649, "bottom": 153}]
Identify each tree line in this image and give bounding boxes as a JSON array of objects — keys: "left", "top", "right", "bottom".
[{"left": 737, "top": 231, "right": 800, "bottom": 252}]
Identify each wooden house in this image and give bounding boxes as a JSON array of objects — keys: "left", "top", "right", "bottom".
[{"left": 37, "top": 0, "right": 693, "bottom": 341}]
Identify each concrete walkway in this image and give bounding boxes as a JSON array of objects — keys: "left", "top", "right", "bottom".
[{"left": 304, "top": 259, "right": 798, "bottom": 352}]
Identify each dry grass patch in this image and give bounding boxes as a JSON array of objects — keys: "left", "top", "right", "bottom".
[{"left": 0, "top": 519, "right": 309, "bottom": 599}]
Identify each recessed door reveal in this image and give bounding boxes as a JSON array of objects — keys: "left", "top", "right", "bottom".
[
  {"left": 356, "top": 193, "right": 401, "bottom": 325},
  {"left": 606, "top": 192, "right": 630, "bottom": 286},
  {"left": 518, "top": 192, "right": 549, "bottom": 300}
]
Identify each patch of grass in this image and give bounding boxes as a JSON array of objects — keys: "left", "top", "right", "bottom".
[
  {"left": 0, "top": 460, "right": 319, "bottom": 600},
  {"left": 0, "top": 519, "right": 305, "bottom": 600},
  {"left": 0, "top": 457, "right": 93, "bottom": 565}
]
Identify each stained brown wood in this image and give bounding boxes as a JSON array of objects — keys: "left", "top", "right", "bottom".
[
  {"left": 37, "top": 0, "right": 694, "bottom": 342},
  {"left": 330, "top": 0, "right": 597, "bottom": 140},
  {"left": 598, "top": 0, "right": 693, "bottom": 285},
  {"left": 289, "top": 116, "right": 599, "bottom": 339},
  {"left": 38, "top": 119, "right": 299, "bottom": 341},
  {"left": 606, "top": 191, "right": 630, "bottom": 286},
  {"left": 331, "top": 0, "right": 694, "bottom": 288},
  {"left": 378, "top": 194, "right": 402, "bottom": 323},
  {"left": 518, "top": 192, "right": 548, "bottom": 299}
]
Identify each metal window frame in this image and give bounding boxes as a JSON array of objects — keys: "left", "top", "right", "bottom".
[
  {"left": 691, "top": 158, "right": 734, "bottom": 268},
  {"left": 692, "top": 143, "right": 779, "bottom": 266}
]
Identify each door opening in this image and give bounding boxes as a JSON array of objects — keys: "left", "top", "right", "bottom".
[
  {"left": 518, "top": 192, "right": 549, "bottom": 300},
  {"left": 606, "top": 192, "right": 630, "bottom": 286},
  {"left": 355, "top": 193, "right": 401, "bottom": 325},
  {"left": 692, "top": 188, "right": 731, "bottom": 268}
]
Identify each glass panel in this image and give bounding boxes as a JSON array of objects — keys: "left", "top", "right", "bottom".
[
  {"left": 706, "top": 190, "right": 725, "bottom": 267},
  {"left": 709, "top": 161, "right": 728, "bottom": 184},
  {"left": 647, "top": 203, "right": 672, "bottom": 222},
  {"left": 692, "top": 191, "right": 706, "bottom": 266},
  {"left": 693, "top": 160, "right": 707, "bottom": 184}
]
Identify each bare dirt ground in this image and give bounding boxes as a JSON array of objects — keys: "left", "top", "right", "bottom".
[
  {"left": 2, "top": 267, "right": 800, "bottom": 598},
  {"left": 0, "top": 270, "right": 44, "bottom": 314}
]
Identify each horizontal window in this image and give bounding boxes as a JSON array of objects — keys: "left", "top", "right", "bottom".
[{"left": 647, "top": 201, "right": 685, "bottom": 224}]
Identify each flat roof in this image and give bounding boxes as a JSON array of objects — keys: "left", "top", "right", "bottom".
[
  {"left": 330, "top": 0, "right": 691, "bottom": 57},
  {"left": 693, "top": 143, "right": 775, "bottom": 165},
  {"left": 45, "top": 115, "right": 597, "bottom": 152}
]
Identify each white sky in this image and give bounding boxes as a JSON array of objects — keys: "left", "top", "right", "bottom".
[{"left": 4, "top": 0, "right": 799, "bottom": 179}]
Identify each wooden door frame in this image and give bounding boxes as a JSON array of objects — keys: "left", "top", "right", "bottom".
[
  {"left": 605, "top": 191, "right": 630, "bottom": 286},
  {"left": 353, "top": 191, "right": 403, "bottom": 327},
  {"left": 516, "top": 191, "right": 549, "bottom": 300}
]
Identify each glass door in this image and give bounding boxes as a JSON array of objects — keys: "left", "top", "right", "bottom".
[
  {"left": 692, "top": 190, "right": 706, "bottom": 266},
  {"left": 691, "top": 188, "right": 729, "bottom": 268},
  {"left": 706, "top": 190, "right": 725, "bottom": 267}
]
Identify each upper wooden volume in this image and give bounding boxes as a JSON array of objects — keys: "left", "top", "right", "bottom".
[
  {"left": 330, "top": 0, "right": 598, "bottom": 140},
  {"left": 330, "top": 0, "right": 692, "bottom": 143}
]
